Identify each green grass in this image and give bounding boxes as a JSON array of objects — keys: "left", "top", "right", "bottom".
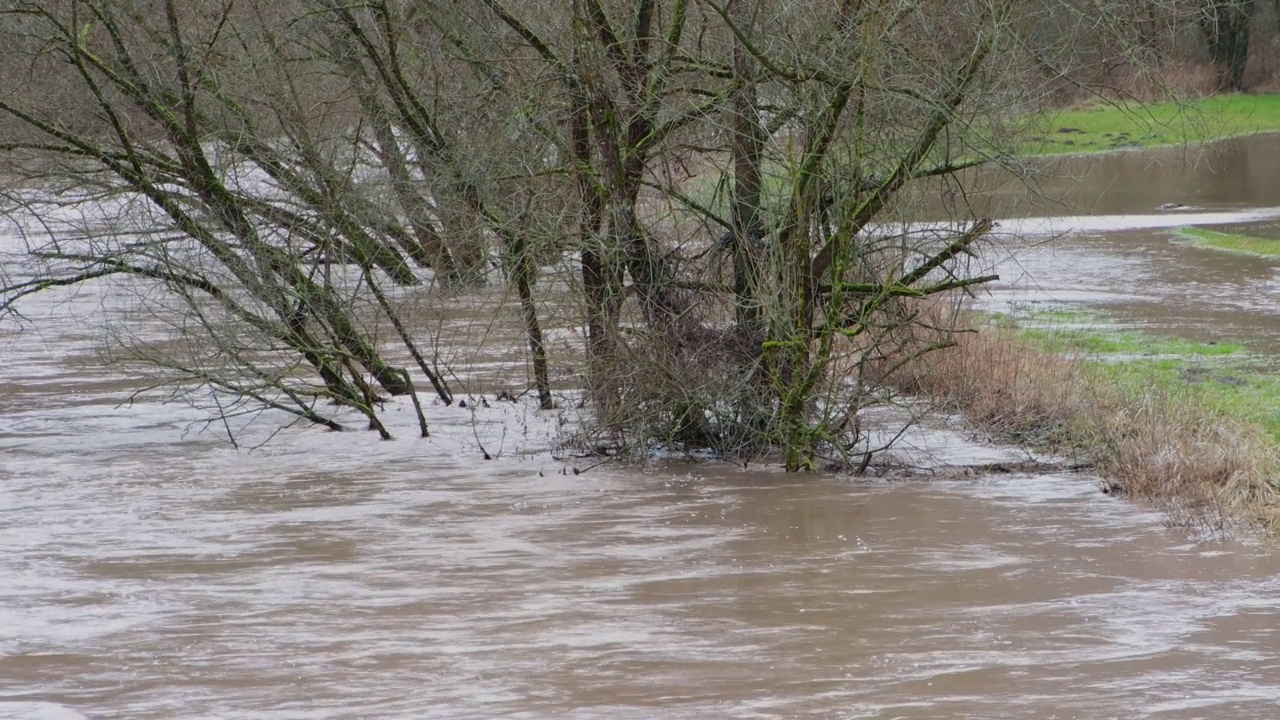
[
  {"left": 984, "top": 305, "right": 1244, "bottom": 356},
  {"left": 1022, "top": 94, "right": 1280, "bottom": 156},
  {"left": 1018, "top": 326, "right": 1243, "bottom": 357},
  {"left": 1087, "top": 359, "right": 1280, "bottom": 442},
  {"left": 993, "top": 310, "right": 1280, "bottom": 440},
  {"left": 987, "top": 306, "right": 1096, "bottom": 327},
  {"left": 1172, "top": 226, "right": 1280, "bottom": 258}
]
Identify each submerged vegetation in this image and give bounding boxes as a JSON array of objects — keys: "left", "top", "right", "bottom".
[
  {"left": 902, "top": 306, "right": 1280, "bottom": 530},
  {"left": 1010, "top": 309, "right": 1280, "bottom": 440},
  {"left": 1172, "top": 226, "right": 1280, "bottom": 257}
]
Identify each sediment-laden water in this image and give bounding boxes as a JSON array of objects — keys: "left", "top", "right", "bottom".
[{"left": 5, "top": 135, "right": 1280, "bottom": 719}]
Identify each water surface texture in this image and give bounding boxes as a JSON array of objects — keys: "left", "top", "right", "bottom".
[
  {"left": 974, "top": 134, "right": 1280, "bottom": 357},
  {"left": 6, "top": 136, "right": 1280, "bottom": 718}
]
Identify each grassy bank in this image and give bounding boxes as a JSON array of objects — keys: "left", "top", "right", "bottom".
[
  {"left": 1025, "top": 94, "right": 1280, "bottom": 156},
  {"left": 898, "top": 308, "right": 1280, "bottom": 531},
  {"left": 1172, "top": 226, "right": 1280, "bottom": 258}
]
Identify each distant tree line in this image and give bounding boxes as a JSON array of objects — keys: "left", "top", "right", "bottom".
[{"left": 1135, "top": 0, "right": 1280, "bottom": 93}]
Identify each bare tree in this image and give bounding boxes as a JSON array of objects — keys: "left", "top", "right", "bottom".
[
  {"left": 0, "top": 0, "right": 446, "bottom": 437},
  {"left": 0, "top": 0, "right": 1174, "bottom": 465},
  {"left": 1200, "top": 0, "right": 1255, "bottom": 90}
]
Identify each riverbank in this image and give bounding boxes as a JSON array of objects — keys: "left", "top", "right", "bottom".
[
  {"left": 897, "top": 307, "right": 1280, "bottom": 532},
  {"left": 1026, "top": 93, "right": 1280, "bottom": 156}
]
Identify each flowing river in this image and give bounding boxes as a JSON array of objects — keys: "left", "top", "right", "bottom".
[{"left": 5, "top": 135, "right": 1280, "bottom": 719}]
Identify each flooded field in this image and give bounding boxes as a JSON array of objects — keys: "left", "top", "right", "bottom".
[
  {"left": 974, "top": 134, "right": 1280, "bottom": 356},
  {"left": 5, "top": 135, "right": 1280, "bottom": 718}
]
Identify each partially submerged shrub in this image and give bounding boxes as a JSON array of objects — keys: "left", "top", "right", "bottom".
[{"left": 573, "top": 286, "right": 972, "bottom": 468}]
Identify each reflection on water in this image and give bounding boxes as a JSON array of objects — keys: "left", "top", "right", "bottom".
[{"left": 5, "top": 135, "right": 1280, "bottom": 719}]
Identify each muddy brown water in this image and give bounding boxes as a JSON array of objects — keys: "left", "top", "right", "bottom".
[{"left": 6, "top": 137, "right": 1280, "bottom": 719}]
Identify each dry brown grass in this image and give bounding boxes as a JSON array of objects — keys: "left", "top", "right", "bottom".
[
  {"left": 1047, "top": 61, "right": 1223, "bottom": 109},
  {"left": 1108, "top": 62, "right": 1222, "bottom": 103},
  {"left": 894, "top": 322, "right": 1280, "bottom": 533}
]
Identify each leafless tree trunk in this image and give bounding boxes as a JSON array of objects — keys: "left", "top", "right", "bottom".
[
  {"left": 0, "top": 0, "right": 1178, "bottom": 461},
  {"left": 1200, "top": 0, "right": 1255, "bottom": 90}
]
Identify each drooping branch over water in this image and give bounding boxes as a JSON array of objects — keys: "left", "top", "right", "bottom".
[{"left": 0, "top": 0, "right": 1179, "bottom": 465}]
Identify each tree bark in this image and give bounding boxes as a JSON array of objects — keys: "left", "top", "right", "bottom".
[
  {"left": 728, "top": 0, "right": 765, "bottom": 334},
  {"left": 1201, "top": 0, "right": 1255, "bottom": 91}
]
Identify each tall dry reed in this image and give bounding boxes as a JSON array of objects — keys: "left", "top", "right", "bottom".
[{"left": 895, "top": 323, "right": 1280, "bottom": 532}]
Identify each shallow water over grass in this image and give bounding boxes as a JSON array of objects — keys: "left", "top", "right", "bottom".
[
  {"left": 1173, "top": 226, "right": 1280, "bottom": 258},
  {"left": 968, "top": 133, "right": 1280, "bottom": 450},
  {"left": 974, "top": 134, "right": 1280, "bottom": 349}
]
